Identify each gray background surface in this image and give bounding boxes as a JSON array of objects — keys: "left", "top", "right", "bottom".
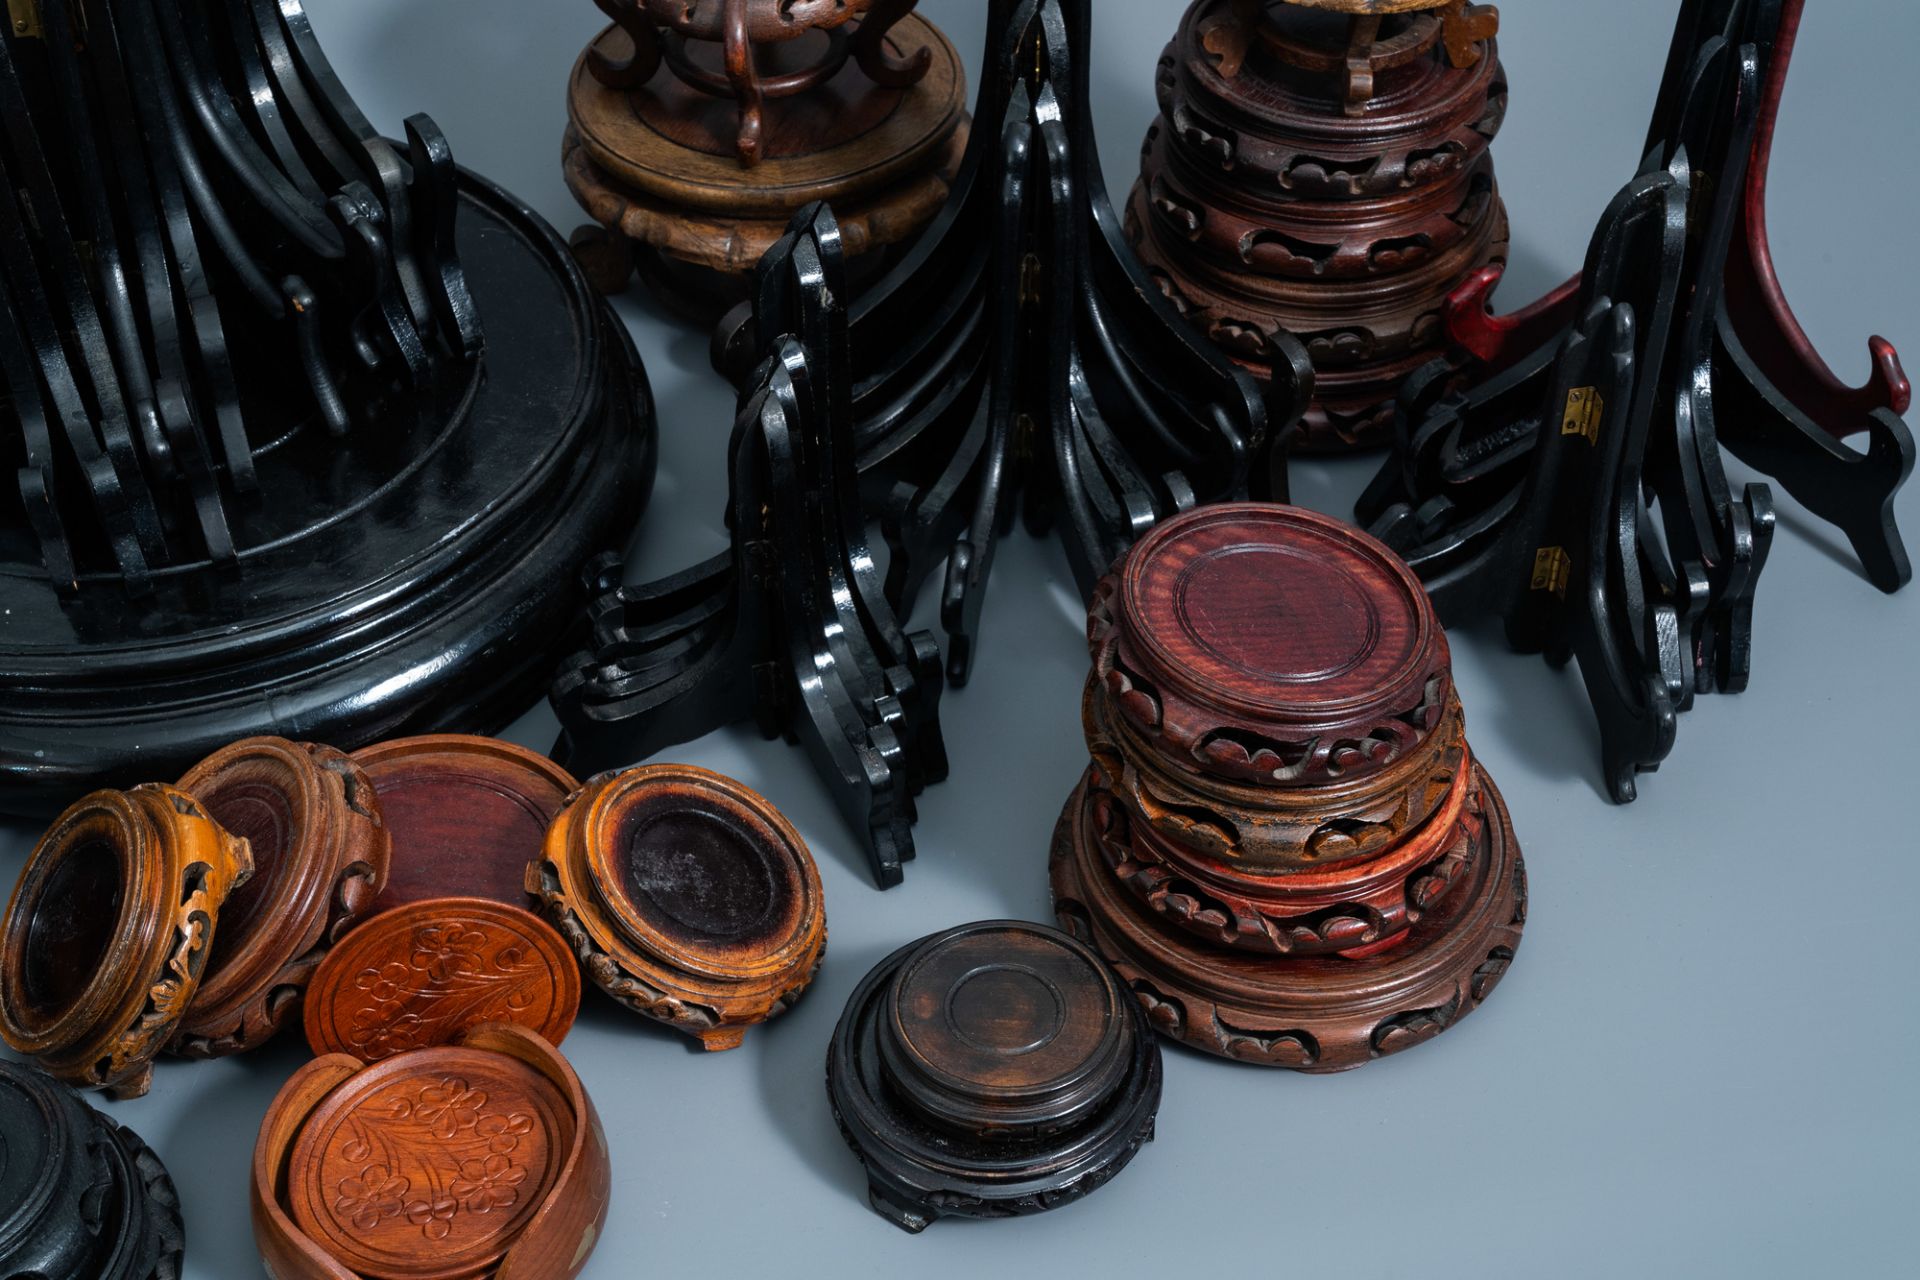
[{"left": 4, "top": 1, "right": 1918, "bottom": 1274}]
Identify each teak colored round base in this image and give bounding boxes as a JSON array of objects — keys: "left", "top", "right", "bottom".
[
  {"left": 253, "top": 1023, "right": 610, "bottom": 1280},
  {"left": 0, "top": 784, "right": 253, "bottom": 1098},
  {"left": 563, "top": 12, "right": 967, "bottom": 317},
  {"left": 304, "top": 897, "right": 581, "bottom": 1063},
  {"left": 353, "top": 735, "right": 580, "bottom": 917},
  {"left": 828, "top": 921, "right": 1161, "bottom": 1233},
  {"left": 172, "top": 736, "right": 391, "bottom": 1058},
  {"left": 0, "top": 170, "right": 657, "bottom": 816},
  {"left": 1052, "top": 764, "right": 1525, "bottom": 1072},
  {"left": 0, "top": 1060, "right": 186, "bottom": 1280},
  {"left": 532, "top": 764, "right": 826, "bottom": 1051}
]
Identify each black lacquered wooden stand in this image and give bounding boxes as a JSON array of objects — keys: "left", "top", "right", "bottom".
[
  {"left": 0, "top": 0, "right": 655, "bottom": 816},
  {"left": 1358, "top": 0, "right": 1913, "bottom": 802},
  {"left": 553, "top": 0, "right": 1311, "bottom": 888}
]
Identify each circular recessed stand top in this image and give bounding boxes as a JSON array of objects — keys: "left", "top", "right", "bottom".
[
  {"left": 353, "top": 736, "right": 578, "bottom": 916},
  {"left": 174, "top": 736, "right": 390, "bottom": 1055},
  {"left": 828, "top": 920, "right": 1162, "bottom": 1232},
  {"left": 1097, "top": 504, "right": 1450, "bottom": 787}
]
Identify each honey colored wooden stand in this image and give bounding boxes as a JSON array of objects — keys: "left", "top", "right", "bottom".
[
  {"left": 565, "top": 0, "right": 968, "bottom": 318},
  {"left": 1129, "top": 0, "right": 1506, "bottom": 449},
  {"left": 0, "top": 784, "right": 253, "bottom": 1097},
  {"left": 1050, "top": 503, "right": 1526, "bottom": 1070},
  {"left": 532, "top": 764, "right": 826, "bottom": 1050}
]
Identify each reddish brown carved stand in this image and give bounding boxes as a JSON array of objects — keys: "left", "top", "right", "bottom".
[
  {"left": 172, "top": 736, "right": 391, "bottom": 1059},
  {"left": 1051, "top": 503, "right": 1526, "bottom": 1071},
  {"left": 352, "top": 736, "right": 579, "bottom": 917},
  {"left": 1129, "top": 0, "right": 1508, "bottom": 449}
]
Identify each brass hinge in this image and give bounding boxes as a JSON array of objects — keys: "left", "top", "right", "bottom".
[
  {"left": 1530, "top": 546, "right": 1571, "bottom": 597},
  {"left": 8, "top": 0, "right": 41, "bottom": 39},
  {"left": 1561, "top": 385, "right": 1602, "bottom": 443}
]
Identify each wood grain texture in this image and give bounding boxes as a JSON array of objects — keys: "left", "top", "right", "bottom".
[
  {"left": 531, "top": 764, "right": 825, "bottom": 1051},
  {"left": 0, "top": 784, "right": 253, "bottom": 1098},
  {"left": 352, "top": 736, "right": 578, "bottom": 917},
  {"left": 563, "top": 9, "right": 966, "bottom": 310},
  {"left": 303, "top": 897, "right": 580, "bottom": 1063},
  {"left": 1084, "top": 675, "right": 1466, "bottom": 871},
  {"left": 1128, "top": 0, "right": 1507, "bottom": 448},
  {"left": 828, "top": 921, "right": 1161, "bottom": 1232},
  {"left": 252, "top": 1023, "right": 610, "bottom": 1280},
  {"left": 1053, "top": 764, "right": 1524, "bottom": 1071},
  {"left": 0, "top": 1059, "right": 185, "bottom": 1279},
  {"left": 1093, "top": 503, "right": 1452, "bottom": 788},
  {"left": 172, "top": 736, "right": 390, "bottom": 1058}
]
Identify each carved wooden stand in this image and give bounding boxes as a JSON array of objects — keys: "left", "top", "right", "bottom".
[
  {"left": 0, "top": 784, "right": 254, "bottom": 1097},
  {"left": 1357, "top": 0, "right": 1913, "bottom": 802},
  {"left": 827, "top": 921, "right": 1161, "bottom": 1231},
  {"left": 0, "top": 0, "right": 656, "bottom": 817},
  {"left": 565, "top": 0, "right": 968, "bottom": 318},
  {"left": 0, "top": 1060, "right": 185, "bottom": 1279},
  {"left": 1050, "top": 504, "right": 1526, "bottom": 1071},
  {"left": 1129, "top": 0, "right": 1506, "bottom": 449},
  {"left": 553, "top": 0, "right": 1307, "bottom": 888},
  {"left": 532, "top": 764, "right": 827, "bottom": 1051}
]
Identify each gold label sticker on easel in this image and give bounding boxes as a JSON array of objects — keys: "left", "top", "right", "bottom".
[
  {"left": 1561, "top": 386, "right": 1602, "bottom": 443},
  {"left": 1531, "top": 546, "right": 1571, "bottom": 597},
  {"left": 8, "top": 0, "right": 42, "bottom": 38}
]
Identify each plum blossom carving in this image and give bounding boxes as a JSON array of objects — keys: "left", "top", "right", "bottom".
[
  {"left": 410, "top": 924, "right": 487, "bottom": 982},
  {"left": 416, "top": 1078, "right": 487, "bottom": 1139},
  {"left": 334, "top": 1166, "right": 410, "bottom": 1230},
  {"left": 452, "top": 1154, "right": 527, "bottom": 1214}
]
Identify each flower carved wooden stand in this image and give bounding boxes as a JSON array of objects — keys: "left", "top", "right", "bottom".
[
  {"left": 1357, "top": 0, "right": 1914, "bottom": 801},
  {"left": 1129, "top": 0, "right": 1508, "bottom": 449}
]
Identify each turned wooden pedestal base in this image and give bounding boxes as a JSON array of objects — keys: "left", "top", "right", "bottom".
[
  {"left": 564, "top": 11, "right": 967, "bottom": 320},
  {"left": 1052, "top": 763, "right": 1525, "bottom": 1072},
  {"left": 827, "top": 922, "right": 1161, "bottom": 1232}
]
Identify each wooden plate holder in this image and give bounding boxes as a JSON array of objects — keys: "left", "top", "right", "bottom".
[{"left": 252, "top": 1023, "right": 611, "bottom": 1280}]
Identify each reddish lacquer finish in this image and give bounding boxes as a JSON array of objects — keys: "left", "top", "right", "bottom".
[
  {"left": 1054, "top": 502, "right": 1527, "bottom": 1070},
  {"left": 352, "top": 736, "right": 579, "bottom": 916}
]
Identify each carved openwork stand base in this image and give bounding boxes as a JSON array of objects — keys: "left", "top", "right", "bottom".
[
  {"left": 1129, "top": 0, "right": 1507, "bottom": 450},
  {"left": 0, "top": 1061, "right": 185, "bottom": 1280},
  {"left": 1052, "top": 766, "right": 1525, "bottom": 1072},
  {"left": 564, "top": 7, "right": 968, "bottom": 319},
  {"left": 827, "top": 922, "right": 1162, "bottom": 1232}
]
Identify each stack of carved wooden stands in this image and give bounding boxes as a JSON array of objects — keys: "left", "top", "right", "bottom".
[
  {"left": 566, "top": 0, "right": 969, "bottom": 315},
  {"left": 1130, "top": 0, "right": 1507, "bottom": 448},
  {"left": 1052, "top": 504, "right": 1526, "bottom": 1071}
]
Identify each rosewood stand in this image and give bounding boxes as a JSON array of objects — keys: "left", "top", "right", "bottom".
[
  {"left": 0, "top": 0, "right": 656, "bottom": 817},
  {"left": 1358, "top": 0, "right": 1913, "bottom": 801},
  {"left": 1050, "top": 504, "right": 1527, "bottom": 1071},
  {"left": 1129, "top": 0, "right": 1507, "bottom": 449},
  {"left": 565, "top": 0, "right": 968, "bottom": 317}
]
